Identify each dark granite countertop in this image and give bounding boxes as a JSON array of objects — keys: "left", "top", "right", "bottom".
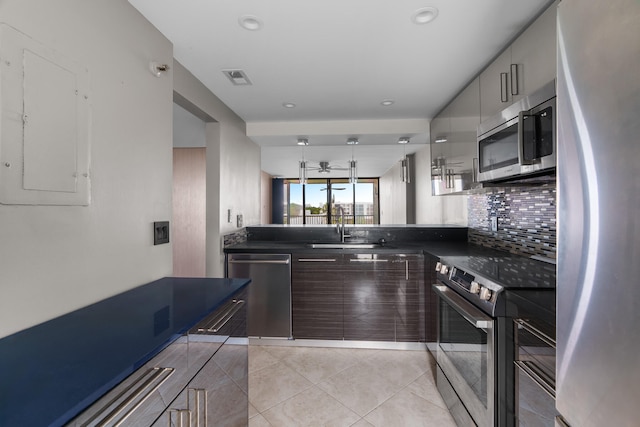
[
  {"left": 0, "top": 277, "right": 250, "bottom": 427},
  {"left": 223, "top": 239, "right": 507, "bottom": 258}
]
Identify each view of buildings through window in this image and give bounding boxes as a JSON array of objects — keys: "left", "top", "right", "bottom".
[{"left": 283, "top": 178, "right": 379, "bottom": 224}]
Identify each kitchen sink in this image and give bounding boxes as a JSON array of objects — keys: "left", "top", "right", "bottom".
[{"left": 308, "top": 242, "right": 382, "bottom": 249}]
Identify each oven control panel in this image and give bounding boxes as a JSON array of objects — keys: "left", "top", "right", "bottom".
[{"left": 435, "top": 261, "right": 503, "bottom": 306}]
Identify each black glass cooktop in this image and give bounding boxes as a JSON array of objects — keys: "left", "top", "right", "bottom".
[{"left": 441, "top": 254, "right": 556, "bottom": 290}]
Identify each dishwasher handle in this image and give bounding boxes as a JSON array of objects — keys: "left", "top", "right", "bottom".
[{"left": 228, "top": 259, "right": 290, "bottom": 265}]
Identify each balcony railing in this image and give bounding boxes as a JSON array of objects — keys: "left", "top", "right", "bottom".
[{"left": 285, "top": 214, "right": 376, "bottom": 225}]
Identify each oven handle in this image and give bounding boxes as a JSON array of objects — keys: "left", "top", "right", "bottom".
[
  {"left": 518, "top": 111, "right": 535, "bottom": 165},
  {"left": 433, "top": 285, "right": 492, "bottom": 329}
]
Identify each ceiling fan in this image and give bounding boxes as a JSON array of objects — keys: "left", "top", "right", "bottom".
[{"left": 305, "top": 161, "right": 348, "bottom": 174}]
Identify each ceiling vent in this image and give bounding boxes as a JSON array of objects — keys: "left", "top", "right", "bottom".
[{"left": 222, "top": 69, "right": 252, "bottom": 86}]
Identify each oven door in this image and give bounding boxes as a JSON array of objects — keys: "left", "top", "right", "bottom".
[{"left": 434, "top": 285, "right": 495, "bottom": 427}]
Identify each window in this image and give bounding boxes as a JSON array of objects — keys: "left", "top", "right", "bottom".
[{"left": 282, "top": 178, "right": 379, "bottom": 225}]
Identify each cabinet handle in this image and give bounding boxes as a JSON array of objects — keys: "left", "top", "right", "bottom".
[
  {"left": 500, "top": 72, "right": 509, "bottom": 102},
  {"left": 510, "top": 63, "right": 519, "bottom": 96},
  {"left": 405, "top": 260, "right": 409, "bottom": 281},
  {"left": 297, "top": 258, "right": 337, "bottom": 262},
  {"left": 168, "top": 409, "right": 191, "bottom": 427},
  {"left": 514, "top": 360, "right": 555, "bottom": 399},
  {"left": 197, "top": 299, "right": 245, "bottom": 333},
  {"left": 188, "top": 388, "right": 207, "bottom": 427},
  {"left": 349, "top": 259, "right": 389, "bottom": 263},
  {"left": 86, "top": 366, "right": 175, "bottom": 427},
  {"left": 514, "top": 318, "right": 556, "bottom": 348},
  {"left": 167, "top": 388, "right": 208, "bottom": 427}
]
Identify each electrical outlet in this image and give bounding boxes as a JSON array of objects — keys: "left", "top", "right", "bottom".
[
  {"left": 236, "top": 214, "right": 243, "bottom": 228},
  {"left": 490, "top": 217, "right": 498, "bottom": 232}
]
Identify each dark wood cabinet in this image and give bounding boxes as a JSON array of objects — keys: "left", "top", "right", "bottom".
[
  {"left": 343, "top": 254, "right": 398, "bottom": 341},
  {"left": 343, "top": 254, "right": 425, "bottom": 342},
  {"left": 291, "top": 254, "right": 345, "bottom": 339},
  {"left": 292, "top": 252, "right": 425, "bottom": 342},
  {"left": 395, "top": 254, "right": 425, "bottom": 342},
  {"left": 425, "top": 254, "right": 439, "bottom": 355}
]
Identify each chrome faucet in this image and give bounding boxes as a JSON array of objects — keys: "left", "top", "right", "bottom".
[{"left": 336, "top": 206, "right": 351, "bottom": 243}]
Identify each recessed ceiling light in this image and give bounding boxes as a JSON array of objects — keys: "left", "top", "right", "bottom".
[
  {"left": 347, "top": 138, "right": 359, "bottom": 145},
  {"left": 398, "top": 137, "right": 411, "bottom": 144},
  {"left": 412, "top": 7, "right": 439, "bottom": 25},
  {"left": 381, "top": 99, "right": 395, "bottom": 106},
  {"left": 239, "top": 15, "right": 263, "bottom": 31},
  {"left": 297, "top": 138, "right": 309, "bottom": 146},
  {"left": 282, "top": 102, "right": 296, "bottom": 108}
]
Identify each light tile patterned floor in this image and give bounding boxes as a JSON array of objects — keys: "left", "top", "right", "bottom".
[{"left": 248, "top": 345, "right": 457, "bottom": 427}]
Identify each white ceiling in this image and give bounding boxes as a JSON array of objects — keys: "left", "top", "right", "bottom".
[{"left": 130, "top": 0, "right": 551, "bottom": 178}]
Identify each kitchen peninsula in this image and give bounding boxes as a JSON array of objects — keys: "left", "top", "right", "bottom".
[{"left": 0, "top": 277, "right": 250, "bottom": 427}]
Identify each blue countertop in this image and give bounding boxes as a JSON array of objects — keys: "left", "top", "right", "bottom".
[{"left": 0, "top": 277, "right": 250, "bottom": 427}]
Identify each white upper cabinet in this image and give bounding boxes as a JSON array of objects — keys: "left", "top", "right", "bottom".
[
  {"left": 479, "top": 48, "right": 513, "bottom": 122},
  {"left": 510, "top": 3, "right": 557, "bottom": 102},
  {"left": 479, "top": 2, "right": 558, "bottom": 122},
  {"left": 430, "top": 78, "right": 480, "bottom": 195},
  {"left": 429, "top": 2, "right": 557, "bottom": 195}
]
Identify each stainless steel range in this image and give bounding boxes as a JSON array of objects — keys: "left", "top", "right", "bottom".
[{"left": 430, "top": 254, "right": 555, "bottom": 427}]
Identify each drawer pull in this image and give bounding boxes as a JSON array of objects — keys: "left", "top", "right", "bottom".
[
  {"left": 83, "top": 366, "right": 174, "bottom": 426},
  {"left": 515, "top": 318, "right": 556, "bottom": 348},
  {"left": 168, "top": 409, "right": 191, "bottom": 427},
  {"left": 197, "top": 299, "right": 245, "bottom": 333},
  {"left": 515, "top": 360, "right": 555, "bottom": 399},
  {"left": 188, "top": 388, "right": 207, "bottom": 427},
  {"left": 297, "top": 258, "right": 337, "bottom": 262},
  {"left": 348, "top": 259, "right": 389, "bottom": 263},
  {"left": 168, "top": 388, "right": 208, "bottom": 427}
]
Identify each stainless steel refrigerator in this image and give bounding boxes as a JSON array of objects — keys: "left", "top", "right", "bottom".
[{"left": 557, "top": 1, "right": 640, "bottom": 426}]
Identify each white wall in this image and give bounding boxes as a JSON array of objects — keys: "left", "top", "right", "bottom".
[
  {"left": 173, "top": 103, "right": 206, "bottom": 148},
  {"left": 414, "top": 145, "right": 468, "bottom": 224},
  {"left": 0, "top": 0, "right": 174, "bottom": 338},
  {"left": 261, "top": 171, "right": 272, "bottom": 224},
  {"left": 173, "top": 61, "right": 261, "bottom": 277}
]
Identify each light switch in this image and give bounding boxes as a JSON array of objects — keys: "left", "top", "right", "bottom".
[
  {"left": 236, "top": 214, "right": 243, "bottom": 228},
  {"left": 154, "top": 221, "right": 169, "bottom": 245}
]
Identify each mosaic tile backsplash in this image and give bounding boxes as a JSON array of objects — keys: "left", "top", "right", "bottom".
[
  {"left": 468, "top": 186, "right": 557, "bottom": 259},
  {"left": 223, "top": 228, "right": 248, "bottom": 247}
]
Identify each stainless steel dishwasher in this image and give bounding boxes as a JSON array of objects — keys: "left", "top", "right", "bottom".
[{"left": 226, "top": 253, "right": 292, "bottom": 339}]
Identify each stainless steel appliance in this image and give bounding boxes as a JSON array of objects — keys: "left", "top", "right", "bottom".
[
  {"left": 477, "top": 80, "right": 556, "bottom": 183},
  {"left": 556, "top": 1, "right": 640, "bottom": 426},
  {"left": 226, "top": 253, "right": 292, "bottom": 339},
  {"left": 433, "top": 255, "right": 555, "bottom": 426}
]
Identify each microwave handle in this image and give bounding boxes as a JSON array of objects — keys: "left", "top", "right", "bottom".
[{"left": 518, "top": 111, "right": 535, "bottom": 165}]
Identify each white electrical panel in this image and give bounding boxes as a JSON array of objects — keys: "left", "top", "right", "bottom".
[{"left": 0, "top": 24, "right": 91, "bottom": 205}]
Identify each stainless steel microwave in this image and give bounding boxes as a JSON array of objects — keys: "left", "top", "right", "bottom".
[{"left": 477, "top": 80, "right": 556, "bottom": 183}]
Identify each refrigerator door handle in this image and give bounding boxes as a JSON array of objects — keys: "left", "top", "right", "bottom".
[{"left": 555, "top": 415, "right": 571, "bottom": 427}]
